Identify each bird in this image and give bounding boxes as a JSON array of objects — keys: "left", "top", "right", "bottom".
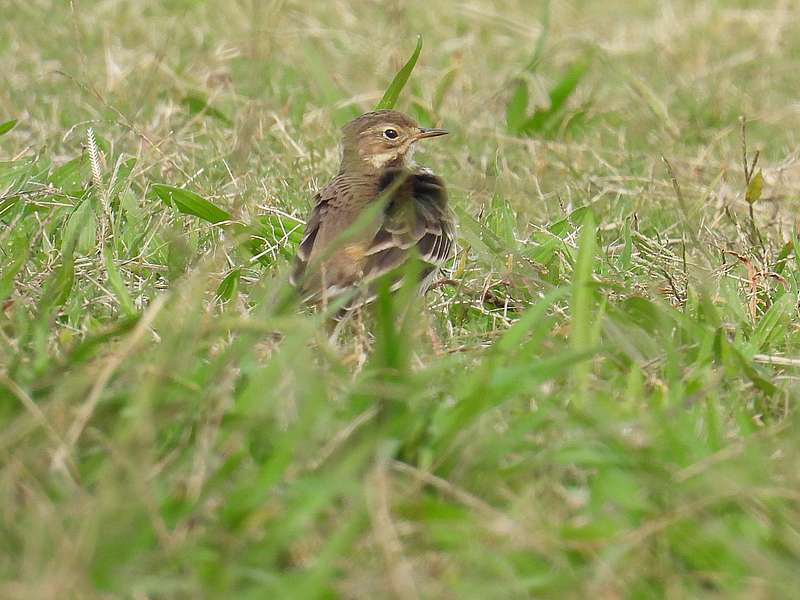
[{"left": 291, "top": 109, "right": 456, "bottom": 311}]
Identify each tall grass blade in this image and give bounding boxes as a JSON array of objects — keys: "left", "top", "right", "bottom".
[
  {"left": 0, "top": 234, "right": 27, "bottom": 302},
  {"left": 62, "top": 197, "right": 97, "bottom": 256},
  {"left": 505, "top": 81, "right": 529, "bottom": 133},
  {"left": 375, "top": 35, "right": 423, "bottom": 110},
  {"left": 571, "top": 210, "right": 596, "bottom": 396},
  {"left": 103, "top": 246, "right": 137, "bottom": 317}
]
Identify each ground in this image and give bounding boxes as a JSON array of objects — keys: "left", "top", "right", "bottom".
[{"left": 2, "top": 0, "right": 800, "bottom": 598}]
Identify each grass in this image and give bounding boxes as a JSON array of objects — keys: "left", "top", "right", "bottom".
[{"left": 2, "top": 0, "right": 800, "bottom": 597}]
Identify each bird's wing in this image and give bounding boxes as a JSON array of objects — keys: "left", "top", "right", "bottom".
[
  {"left": 291, "top": 169, "right": 455, "bottom": 309},
  {"left": 361, "top": 167, "right": 455, "bottom": 288},
  {"left": 289, "top": 188, "right": 329, "bottom": 289}
]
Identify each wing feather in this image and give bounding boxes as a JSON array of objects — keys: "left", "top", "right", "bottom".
[
  {"left": 361, "top": 168, "right": 455, "bottom": 286},
  {"left": 291, "top": 168, "right": 455, "bottom": 309}
]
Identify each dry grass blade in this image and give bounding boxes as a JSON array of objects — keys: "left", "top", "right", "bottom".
[{"left": 367, "top": 457, "right": 420, "bottom": 600}]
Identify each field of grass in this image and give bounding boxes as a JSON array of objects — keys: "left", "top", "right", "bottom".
[{"left": 3, "top": 0, "right": 800, "bottom": 597}]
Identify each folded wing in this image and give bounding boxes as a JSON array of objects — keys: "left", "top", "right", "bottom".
[
  {"left": 362, "top": 168, "right": 455, "bottom": 286},
  {"left": 291, "top": 168, "right": 455, "bottom": 308}
]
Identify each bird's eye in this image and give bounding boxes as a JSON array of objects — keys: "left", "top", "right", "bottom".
[{"left": 383, "top": 128, "right": 399, "bottom": 140}]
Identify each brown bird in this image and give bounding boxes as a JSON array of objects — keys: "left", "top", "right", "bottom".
[{"left": 291, "top": 110, "right": 456, "bottom": 310}]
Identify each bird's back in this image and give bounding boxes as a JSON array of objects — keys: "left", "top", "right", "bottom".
[{"left": 291, "top": 168, "right": 455, "bottom": 309}]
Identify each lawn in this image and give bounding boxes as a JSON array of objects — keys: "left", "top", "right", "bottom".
[{"left": 2, "top": 0, "right": 800, "bottom": 598}]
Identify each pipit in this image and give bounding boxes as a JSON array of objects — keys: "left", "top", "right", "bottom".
[{"left": 291, "top": 109, "right": 455, "bottom": 310}]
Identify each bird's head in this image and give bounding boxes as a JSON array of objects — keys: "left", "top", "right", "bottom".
[{"left": 340, "top": 110, "right": 448, "bottom": 172}]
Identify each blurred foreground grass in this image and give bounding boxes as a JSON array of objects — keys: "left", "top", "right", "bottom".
[{"left": 2, "top": 1, "right": 800, "bottom": 598}]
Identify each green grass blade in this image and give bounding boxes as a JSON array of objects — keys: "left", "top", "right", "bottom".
[
  {"left": 40, "top": 255, "right": 75, "bottom": 313},
  {"left": 0, "top": 235, "right": 27, "bottom": 302},
  {"left": 750, "top": 293, "right": 791, "bottom": 352},
  {"left": 495, "top": 287, "right": 570, "bottom": 353},
  {"left": 505, "top": 81, "right": 529, "bottom": 133},
  {"left": 375, "top": 35, "right": 423, "bottom": 110},
  {"left": 432, "top": 66, "right": 458, "bottom": 112},
  {"left": 745, "top": 170, "right": 764, "bottom": 204},
  {"left": 103, "top": 246, "right": 137, "bottom": 317},
  {"left": 152, "top": 184, "right": 231, "bottom": 225},
  {"left": 215, "top": 268, "right": 241, "bottom": 303},
  {"left": 521, "top": 61, "right": 588, "bottom": 134},
  {"left": 49, "top": 155, "right": 89, "bottom": 195},
  {"left": 181, "top": 94, "right": 233, "bottom": 125},
  {"left": 571, "top": 210, "right": 596, "bottom": 396},
  {"left": 62, "top": 197, "right": 97, "bottom": 256},
  {"left": 0, "top": 119, "right": 17, "bottom": 136}
]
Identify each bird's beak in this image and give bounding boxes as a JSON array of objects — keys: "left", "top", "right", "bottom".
[{"left": 416, "top": 127, "right": 449, "bottom": 140}]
